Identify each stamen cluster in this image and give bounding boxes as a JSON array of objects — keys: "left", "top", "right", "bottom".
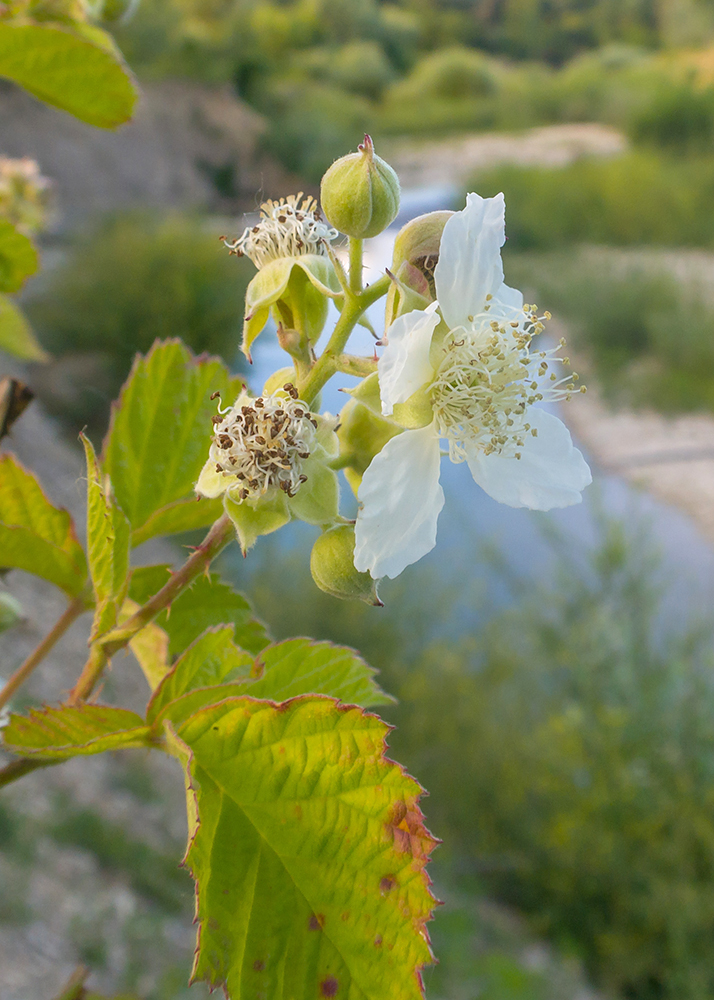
[
  {"left": 431, "top": 303, "right": 584, "bottom": 461},
  {"left": 221, "top": 194, "right": 337, "bottom": 269},
  {"left": 210, "top": 386, "right": 318, "bottom": 500}
]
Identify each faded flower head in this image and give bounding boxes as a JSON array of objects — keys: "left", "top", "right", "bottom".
[
  {"left": 222, "top": 195, "right": 337, "bottom": 270},
  {"left": 197, "top": 384, "right": 318, "bottom": 503},
  {"left": 0, "top": 156, "right": 53, "bottom": 235}
]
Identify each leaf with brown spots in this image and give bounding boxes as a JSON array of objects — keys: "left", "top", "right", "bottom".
[{"left": 166, "top": 696, "right": 438, "bottom": 1000}]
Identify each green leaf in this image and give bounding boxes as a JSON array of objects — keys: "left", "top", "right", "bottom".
[
  {"left": 0, "top": 293, "right": 47, "bottom": 360},
  {"left": 168, "top": 698, "right": 437, "bottom": 1000},
  {"left": 147, "top": 626, "right": 252, "bottom": 725},
  {"left": 0, "top": 453, "right": 88, "bottom": 596},
  {"left": 130, "top": 496, "right": 224, "bottom": 549},
  {"left": 129, "top": 566, "right": 270, "bottom": 657},
  {"left": 0, "top": 220, "right": 38, "bottom": 293},
  {"left": 3, "top": 704, "right": 150, "bottom": 759},
  {"left": 102, "top": 340, "right": 244, "bottom": 543},
  {"left": 82, "top": 434, "right": 130, "bottom": 637},
  {"left": 0, "top": 23, "right": 137, "bottom": 129},
  {"left": 250, "top": 638, "right": 393, "bottom": 708}
]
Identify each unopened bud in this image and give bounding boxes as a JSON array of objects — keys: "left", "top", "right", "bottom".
[
  {"left": 311, "top": 525, "right": 383, "bottom": 605},
  {"left": 337, "top": 397, "right": 399, "bottom": 495},
  {"left": 386, "top": 210, "right": 453, "bottom": 326},
  {"left": 0, "top": 593, "right": 22, "bottom": 633},
  {"left": 320, "top": 136, "right": 400, "bottom": 240}
]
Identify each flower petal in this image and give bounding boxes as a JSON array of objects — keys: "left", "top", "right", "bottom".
[
  {"left": 195, "top": 457, "right": 227, "bottom": 499},
  {"left": 378, "top": 302, "right": 439, "bottom": 416},
  {"left": 354, "top": 423, "right": 445, "bottom": 580},
  {"left": 434, "top": 192, "right": 506, "bottom": 330},
  {"left": 491, "top": 282, "right": 524, "bottom": 314},
  {"left": 466, "top": 408, "right": 592, "bottom": 510}
]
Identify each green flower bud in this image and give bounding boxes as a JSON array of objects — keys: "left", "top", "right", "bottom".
[
  {"left": 320, "top": 136, "right": 400, "bottom": 240},
  {"left": 311, "top": 525, "right": 382, "bottom": 605},
  {"left": 0, "top": 592, "right": 22, "bottom": 633},
  {"left": 386, "top": 210, "right": 453, "bottom": 327}
]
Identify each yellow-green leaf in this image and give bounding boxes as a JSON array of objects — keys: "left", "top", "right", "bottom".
[
  {"left": 0, "top": 453, "right": 87, "bottom": 596},
  {"left": 82, "top": 433, "right": 130, "bottom": 637},
  {"left": 0, "top": 220, "right": 37, "bottom": 293},
  {"left": 0, "top": 293, "right": 47, "bottom": 360},
  {"left": 146, "top": 626, "right": 252, "bottom": 724},
  {"left": 102, "top": 340, "right": 244, "bottom": 543},
  {"left": 0, "top": 23, "right": 137, "bottom": 129},
  {"left": 120, "top": 598, "right": 171, "bottom": 692},
  {"left": 169, "top": 697, "right": 437, "bottom": 1000},
  {"left": 250, "top": 638, "right": 393, "bottom": 708},
  {"left": 3, "top": 704, "right": 150, "bottom": 759}
]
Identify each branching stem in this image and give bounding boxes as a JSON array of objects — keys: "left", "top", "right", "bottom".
[
  {"left": 0, "top": 595, "right": 87, "bottom": 712},
  {"left": 68, "top": 513, "right": 235, "bottom": 705}
]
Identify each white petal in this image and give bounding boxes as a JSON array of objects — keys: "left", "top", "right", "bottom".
[
  {"left": 491, "top": 282, "right": 524, "bottom": 314},
  {"left": 195, "top": 456, "right": 227, "bottom": 499},
  {"left": 434, "top": 192, "right": 506, "bottom": 330},
  {"left": 466, "top": 408, "right": 592, "bottom": 510},
  {"left": 354, "top": 423, "right": 445, "bottom": 580},
  {"left": 378, "top": 302, "right": 439, "bottom": 416}
]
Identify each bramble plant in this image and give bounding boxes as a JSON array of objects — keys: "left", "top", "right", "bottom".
[{"left": 0, "top": 10, "right": 592, "bottom": 1000}]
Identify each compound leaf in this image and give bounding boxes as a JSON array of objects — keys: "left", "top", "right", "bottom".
[
  {"left": 147, "top": 626, "right": 252, "bottom": 724},
  {"left": 130, "top": 565, "right": 270, "bottom": 657},
  {"left": 0, "top": 23, "right": 137, "bottom": 128},
  {"left": 102, "top": 340, "right": 244, "bottom": 543},
  {"left": 168, "top": 697, "right": 437, "bottom": 1000},
  {"left": 3, "top": 704, "right": 150, "bottom": 759},
  {"left": 0, "top": 293, "right": 47, "bottom": 360},
  {"left": 0, "top": 220, "right": 37, "bottom": 293},
  {"left": 0, "top": 453, "right": 87, "bottom": 596},
  {"left": 250, "top": 638, "right": 393, "bottom": 708}
]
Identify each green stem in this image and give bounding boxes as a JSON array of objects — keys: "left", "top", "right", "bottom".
[
  {"left": 336, "top": 354, "right": 378, "bottom": 378},
  {"left": 349, "top": 238, "right": 364, "bottom": 293},
  {"left": 68, "top": 513, "right": 235, "bottom": 705},
  {"left": 0, "top": 595, "right": 87, "bottom": 712},
  {"left": 298, "top": 273, "right": 390, "bottom": 404},
  {"left": 53, "top": 965, "right": 89, "bottom": 1000},
  {"left": 0, "top": 756, "right": 58, "bottom": 790}
]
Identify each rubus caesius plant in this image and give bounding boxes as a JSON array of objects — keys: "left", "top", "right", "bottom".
[{"left": 0, "top": 13, "right": 592, "bottom": 1000}]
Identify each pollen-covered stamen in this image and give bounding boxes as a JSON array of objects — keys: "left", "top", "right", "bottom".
[
  {"left": 431, "top": 306, "right": 585, "bottom": 461},
  {"left": 221, "top": 194, "right": 338, "bottom": 269},
  {"left": 209, "top": 386, "right": 318, "bottom": 500}
]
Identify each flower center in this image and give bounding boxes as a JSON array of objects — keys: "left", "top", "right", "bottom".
[
  {"left": 430, "top": 305, "right": 583, "bottom": 461},
  {"left": 210, "top": 385, "right": 318, "bottom": 501},
  {"left": 221, "top": 194, "right": 337, "bottom": 269}
]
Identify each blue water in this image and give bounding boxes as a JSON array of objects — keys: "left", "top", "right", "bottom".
[{"left": 229, "top": 192, "right": 714, "bottom": 630}]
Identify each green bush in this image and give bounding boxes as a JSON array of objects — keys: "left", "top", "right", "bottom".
[
  {"left": 507, "top": 249, "right": 714, "bottom": 412},
  {"left": 629, "top": 81, "right": 714, "bottom": 152},
  {"left": 25, "top": 212, "right": 251, "bottom": 429},
  {"left": 473, "top": 152, "right": 714, "bottom": 249}
]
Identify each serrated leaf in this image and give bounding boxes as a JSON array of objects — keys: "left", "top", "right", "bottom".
[
  {"left": 0, "top": 453, "right": 88, "bottom": 596},
  {"left": 168, "top": 698, "right": 437, "bottom": 1000},
  {"left": 102, "top": 340, "right": 244, "bottom": 543},
  {"left": 0, "top": 220, "right": 37, "bottom": 293},
  {"left": 3, "top": 704, "right": 150, "bottom": 759},
  {"left": 0, "top": 293, "right": 47, "bottom": 360},
  {"left": 82, "top": 434, "right": 130, "bottom": 638},
  {"left": 130, "top": 495, "right": 224, "bottom": 549},
  {"left": 250, "top": 639, "right": 393, "bottom": 708},
  {"left": 0, "top": 23, "right": 137, "bottom": 128},
  {"left": 147, "top": 626, "right": 252, "bottom": 724},
  {"left": 130, "top": 565, "right": 270, "bottom": 657}
]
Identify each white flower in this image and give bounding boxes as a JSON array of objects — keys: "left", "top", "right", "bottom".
[{"left": 354, "top": 192, "right": 592, "bottom": 581}]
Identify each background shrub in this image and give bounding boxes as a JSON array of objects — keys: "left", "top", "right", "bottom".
[{"left": 25, "top": 212, "right": 251, "bottom": 431}]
